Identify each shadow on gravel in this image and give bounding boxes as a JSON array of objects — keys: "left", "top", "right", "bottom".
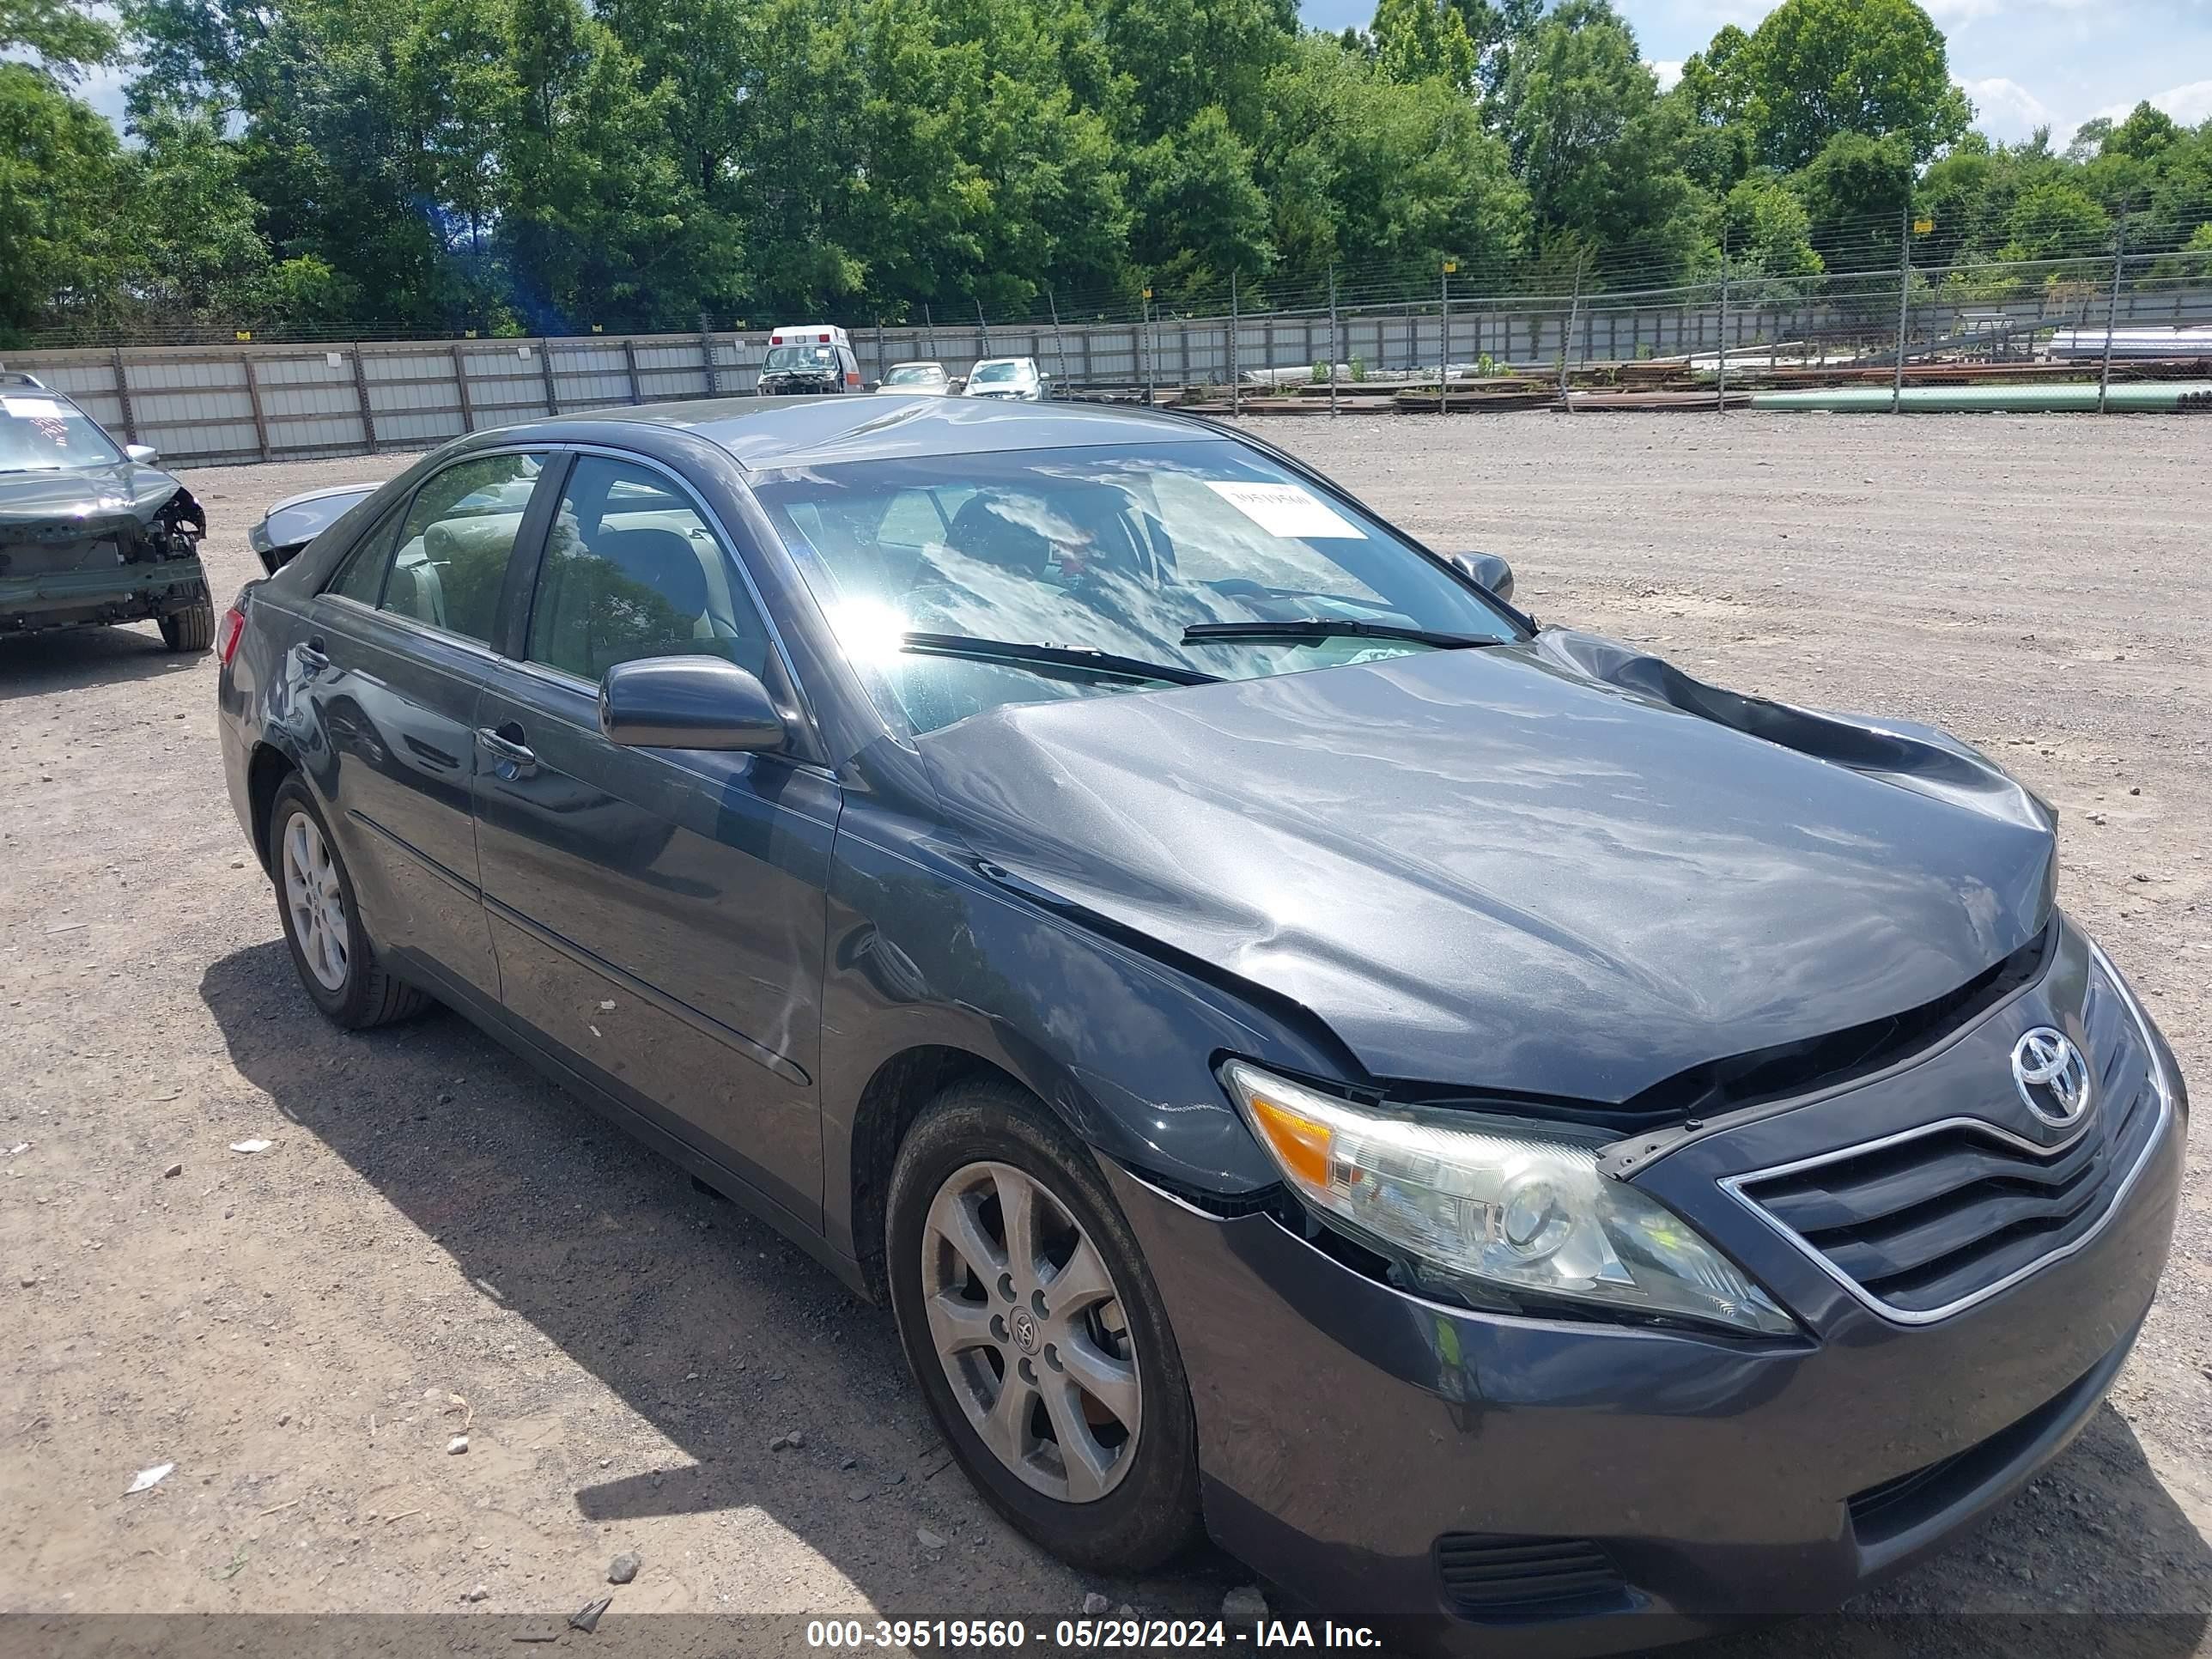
[
  {"left": 196, "top": 938, "right": 2209, "bottom": 1652},
  {"left": 0, "top": 623, "right": 197, "bottom": 701},
  {"left": 198, "top": 939, "right": 1239, "bottom": 1623}
]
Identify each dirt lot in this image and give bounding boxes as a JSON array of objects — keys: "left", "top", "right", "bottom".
[{"left": 2, "top": 411, "right": 2206, "bottom": 1656}]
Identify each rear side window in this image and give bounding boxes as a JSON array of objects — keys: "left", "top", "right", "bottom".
[
  {"left": 377, "top": 453, "right": 544, "bottom": 644},
  {"left": 527, "top": 456, "right": 773, "bottom": 683},
  {"left": 326, "top": 509, "right": 403, "bottom": 606}
]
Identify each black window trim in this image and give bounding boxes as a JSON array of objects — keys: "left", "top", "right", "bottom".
[{"left": 508, "top": 442, "right": 829, "bottom": 771}]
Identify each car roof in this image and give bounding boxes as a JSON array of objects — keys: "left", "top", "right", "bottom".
[{"left": 514, "top": 394, "right": 1217, "bottom": 471}]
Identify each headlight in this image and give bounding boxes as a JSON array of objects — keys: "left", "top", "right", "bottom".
[{"left": 1222, "top": 1060, "right": 1797, "bottom": 1336}]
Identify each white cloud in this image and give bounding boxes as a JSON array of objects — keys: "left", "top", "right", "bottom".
[
  {"left": 1961, "top": 76, "right": 2057, "bottom": 142},
  {"left": 2090, "top": 79, "right": 2212, "bottom": 128},
  {"left": 1648, "top": 59, "right": 1684, "bottom": 92},
  {"left": 1924, "top": 0, "right": 2006, "bottom": 23}
]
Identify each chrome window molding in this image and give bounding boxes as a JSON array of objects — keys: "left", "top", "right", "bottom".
[{"left": 1720, "top": 945, "right": 2176, "bottom": 1328}]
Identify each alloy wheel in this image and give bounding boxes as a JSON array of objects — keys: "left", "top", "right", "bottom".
[
  {"left": 281, "top": 810, "right": 350, "bottom": 993},
  {"left": 921, "top": 1160, "right": 1142, "bottom": 1504}
]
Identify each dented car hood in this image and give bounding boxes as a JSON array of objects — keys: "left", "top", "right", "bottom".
[
  {"left": 915, "top": 629, "right": 2056, "bottom": 1104},
  {"left": 0, "top": 462, "right": 193, "bottom": 535}
]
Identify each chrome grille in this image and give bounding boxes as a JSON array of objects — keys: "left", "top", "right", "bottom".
[{"left": 1725, "top": 969, "right": 2172, "bottom": 1323}]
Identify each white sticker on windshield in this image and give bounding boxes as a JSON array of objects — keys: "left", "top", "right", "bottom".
[
  {"left": 1203, "top": 480, "right": 1364, "bottom": 540},
  {"left": 3, "top": 397, "right": 66, "bottom": 419}
]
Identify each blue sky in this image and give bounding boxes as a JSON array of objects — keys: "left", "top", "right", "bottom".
[{"left": 1298, "top": 0, "right": 2212, "bottom": 145}]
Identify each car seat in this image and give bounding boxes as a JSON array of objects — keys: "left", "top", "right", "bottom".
[{"left": 943, "top": 495, "right": 1052, "bottom": 580}]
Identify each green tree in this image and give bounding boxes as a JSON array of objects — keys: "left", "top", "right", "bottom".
[
  {"left": 595, "top": 0, "right": 755, "bottom": 205},
  {"left": 1257, "top": 34, "right": 1526, "bottom": 283},
  {"left": 1497, "top": 0, "right": 1705, "bottom": 282},
  {"left": 2, "top": 0, "right": 116, "bottom": 77},
  {"left": 1791, "top": 128, "right": 1914, "bottom": 270},
  {"left": 1449, "top": 0, "right": 1542, "bottom": 98},
  {"left": 0, "top": 62, "right": 129, "bottom": 336},
  {"left": 1719, "top": 171, "right": 1821, "bottom": 281},
  {"left": 129, "top": 103, "right": 275, "bottom": 323},
  {"left": 1132, "top": 106, "right": 1271, "bottom": 298},
  {"left": 1369, "top": 0, "right": 1474, "bottom": 94},
  {"left": 500, "top": 0, "right": 727, "bottom": 329},
  {"left": 1097, "top": 0, "right": 1294, "bottom": 143},
  {"left": 1733, "top": 0, "right": 1968, "bottom": 171},
  {"left": 1996, "top": 179, "right": 2110, "bottom": 264}
]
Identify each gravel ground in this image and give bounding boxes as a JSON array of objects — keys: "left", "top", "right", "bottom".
[{"left": 1, "top": 412, "right": 2205, "bottom": 1656}]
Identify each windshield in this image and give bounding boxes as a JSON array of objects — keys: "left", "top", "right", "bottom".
[
  {"left": 884, "top": 365, "right": 944, "bottom": 385},
  {"left": 969, "top": 362, "right": 1026, "bottom": 385},
  {"left": 753, "top": 438, "right": 1521, "bottom": 734},
  {"left": 0, "top": 393, "right": 123, "bottom": 472},
  {"left": 766, "top": 344, "right": 837, "bottom": 370}
]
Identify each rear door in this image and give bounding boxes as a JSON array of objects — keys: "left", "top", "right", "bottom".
[
  {"left": 303, "top": 449, "right": 552, "bottom": 998},
  {"left": 471, "top": 449, "right": 839, "bottom": 1226}
]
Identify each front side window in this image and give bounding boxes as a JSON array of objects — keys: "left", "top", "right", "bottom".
[
  {"left": 527, "top": 456, "right": 772, "bottom": 684},
  {"left": 751, "top": 438, "right": 1520, "bottom": 735},
  {"left": 377, "top": 453, "right": 544, "bottom": 643},
  {"left": 0, "top": 392, "right": 123, "bottom": 472}
]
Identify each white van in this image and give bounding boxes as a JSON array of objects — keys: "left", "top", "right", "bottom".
[{"left": 757, "top": 326, "right": 861, "bottom": 396}]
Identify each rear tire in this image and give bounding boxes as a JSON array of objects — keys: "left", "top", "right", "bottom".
[
  {"left": 160, "top": 592, "right": 216, "bottom": 653},
  {"left": 887, "top": 1077, "right": 1202, "bottom": 1573},
  {"left": 267, "top": 775, "right": 428, "bottom": 1029}
]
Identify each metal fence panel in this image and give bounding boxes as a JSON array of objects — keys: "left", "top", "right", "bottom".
[{"left": 4, "top": 266, "right": 2207, "bottom": 463}]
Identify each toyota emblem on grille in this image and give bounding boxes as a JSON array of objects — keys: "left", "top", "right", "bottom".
[{"left": 2011, "top": 1027, "right": 2091, "bottom": 1127}]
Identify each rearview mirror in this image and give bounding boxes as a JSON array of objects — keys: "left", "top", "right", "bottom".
[
  {"left": 125, "top": 443, "right": 161, "bottom": 465},
  {"left": 599, "top": 657, "right": 786, "bottom": 752},
  {"left": 1448, "top": 552, "right": 1515, "bottom": 603}
]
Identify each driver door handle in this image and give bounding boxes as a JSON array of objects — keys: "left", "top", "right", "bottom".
[{"left": 475, "top": 721, "right": 538, "bottom": 776}]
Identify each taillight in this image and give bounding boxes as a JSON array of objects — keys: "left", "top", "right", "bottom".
[{"left": 217, "top": 592, "right": 250, "bottom": 665}]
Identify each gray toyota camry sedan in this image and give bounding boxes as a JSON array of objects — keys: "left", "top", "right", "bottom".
[{"left": 216, "top": 394, "right": 2185, "bottom": 1653}]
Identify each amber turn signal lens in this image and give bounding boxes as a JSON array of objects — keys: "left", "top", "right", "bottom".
[{"left": 1246, "top": 1092, "right": 1334, "bottom": 1190}]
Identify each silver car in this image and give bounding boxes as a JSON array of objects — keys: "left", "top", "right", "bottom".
[
  {"left": 963, "top": 356, "right": 1047, "bottom": 401},
  {"left": 877, "top": 361, "right": 954, "bottom": 395}
]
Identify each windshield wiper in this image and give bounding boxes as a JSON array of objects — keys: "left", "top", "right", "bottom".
[
  {"left": 1182, "top": 619, "right": 1510, "bottom": 651},
  {"left": 901, "top": 632, "right": 1220, "bottom": 687}
]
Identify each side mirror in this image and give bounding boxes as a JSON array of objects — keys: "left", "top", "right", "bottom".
[
  {"left": 125, "top": 443, "right": 161, "bottom": 465},
  {"left": 1448, "top": 552, "right": 1514, "bottom": 604},
  {"left": 866, "top": 380, "right": 881, "bottom": 392},
  {"left": 599, "top": 657, "right": 786, "bottom": 752}
]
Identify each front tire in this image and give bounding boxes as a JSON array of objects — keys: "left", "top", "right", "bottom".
[
  {"left": 887, "top": 1078, "right": 1202, "bottom": 1572},
  {"left": 160, "top": 592, "right": 216, "bottom": 653},
  {"left": 267, "top": 775, "right": 428, "bottom": 1029}
]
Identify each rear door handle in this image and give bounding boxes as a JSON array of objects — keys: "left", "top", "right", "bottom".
[{"left": 475, "top": 722, "right": 538, "bottom": 776}]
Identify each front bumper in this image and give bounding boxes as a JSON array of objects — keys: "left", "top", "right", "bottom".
[
  {"left": 1109, "top": 993, "right": 2185, "bottom": 1654},
  {"left": 0, "top": 556, "right": 208, "bottom": 634}
]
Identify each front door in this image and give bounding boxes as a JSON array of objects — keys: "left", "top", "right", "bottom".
[
  {"left": 471, "top": 451, "right": 837, "bottom": 1226},
  {"left": 303, "top": 450, "right": 550, "bottom": 997}
]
